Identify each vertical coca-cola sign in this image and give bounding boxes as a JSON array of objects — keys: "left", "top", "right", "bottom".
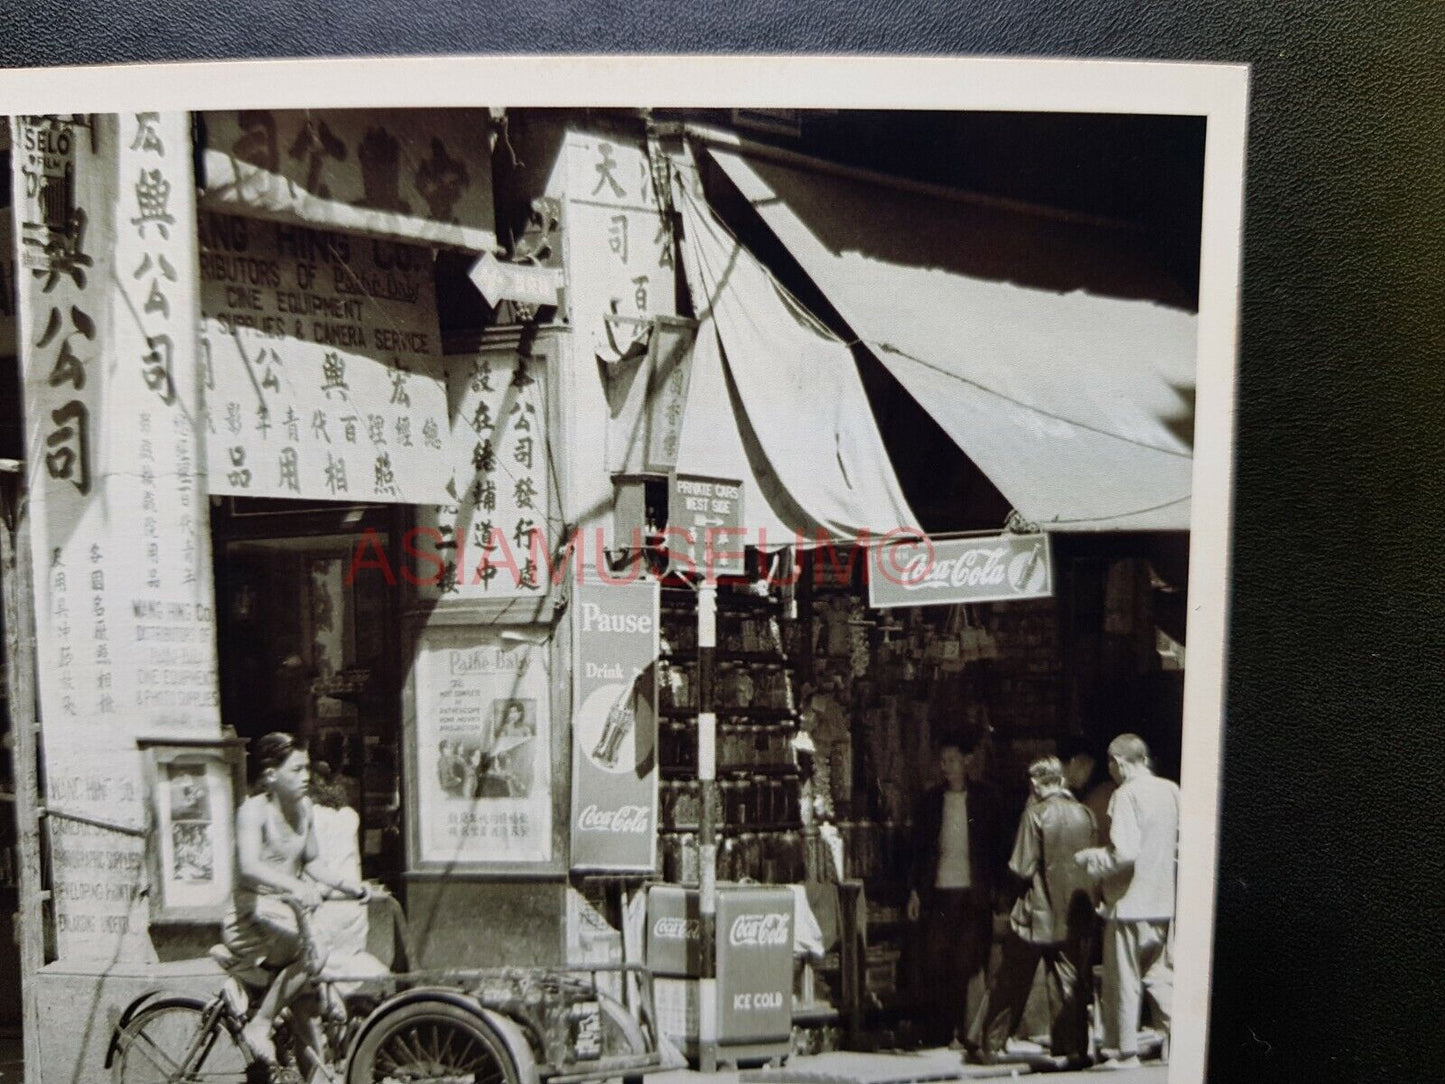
[{"left": 570, "top": 580, "right": 660, "bottom": 871}]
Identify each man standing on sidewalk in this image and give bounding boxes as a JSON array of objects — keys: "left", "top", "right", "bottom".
[
  {"left": 969, "top": 756, "right": 1098, "bottom": 1069},
  {"left": 906, "top": 732, "right": 1003, "bottom": 1052},
  {"left": 1075, "top": 733, "right": 1181, "bottom": 1071}
]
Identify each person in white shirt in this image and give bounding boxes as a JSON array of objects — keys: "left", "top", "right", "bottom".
[
  {"left": 1074, "top": 733, "right": 1180, "bottom": 1070},
  {"left": 906, "top": 733, "right": 1004, "bottom": 1052}
]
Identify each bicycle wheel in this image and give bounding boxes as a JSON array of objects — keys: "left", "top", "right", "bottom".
[
  {"left": 113, "top": 996, "right": 255, "bottom": 1084},
  {"left": 345, "top": 1000, "right": 521, "bottom": 1084}
]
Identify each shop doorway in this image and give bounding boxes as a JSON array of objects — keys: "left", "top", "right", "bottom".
[{"left": 214, "top": 514, "right": 406, "bottom": 890}]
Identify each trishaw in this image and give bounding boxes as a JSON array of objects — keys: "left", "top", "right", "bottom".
[{"left": 105, "top": 893, "right": 666, "bottom": 1084}]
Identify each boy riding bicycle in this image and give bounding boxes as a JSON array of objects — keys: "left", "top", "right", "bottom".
[{"left": 223, "top": 732, "right": 371, "bottom": 1067}]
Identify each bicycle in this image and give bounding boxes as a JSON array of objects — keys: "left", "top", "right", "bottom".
[{"left": 105, "top": 889, "right": 665, "bottom": 1084}]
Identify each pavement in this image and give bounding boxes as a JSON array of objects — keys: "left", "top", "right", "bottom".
[
  {"left": 650, "top": 1048, "right": 1169, "bottom": 1084},
  {"left": 0, "top": 1034, "right": 1167, "bottom": 1083}
]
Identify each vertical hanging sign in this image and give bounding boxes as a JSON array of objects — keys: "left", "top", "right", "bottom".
[
  {"left": 13, "top": 114, "right": 220, "bottom": 962},
  {"left": 570, "top": 580, "right": 660, "bottom": 871}
]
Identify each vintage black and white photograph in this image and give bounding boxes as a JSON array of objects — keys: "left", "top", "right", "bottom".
[{"left": 0, "top": 56, "right": 1245, "bottom": 1084}]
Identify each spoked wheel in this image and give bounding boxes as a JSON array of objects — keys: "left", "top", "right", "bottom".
[
  {"left": 112, "top": 997, "right": 255, "bottom": 1083},
  {"left": 345, "top": 1001, "right": 522, "bottom": 1084}
]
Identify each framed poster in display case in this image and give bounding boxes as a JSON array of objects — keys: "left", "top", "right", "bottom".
[
  {"left": 138, "top": 737, "right": 247, "bottom": 925},
  {"left": 403, "top": 622, "right": 564, "bottom": 876}
]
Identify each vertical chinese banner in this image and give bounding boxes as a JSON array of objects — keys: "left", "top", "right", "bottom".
[
  {"left": 570, "top": 580, "right": 660, "bottom": 872},
  {"left": 12, "top": 114, "right": 219, "bottom": 961},
  {"left": 415, "top": 342, "right": 551, "bottom": 601},
  {"left": 560, "top": 133, "right": 678, "bottom": 547}
]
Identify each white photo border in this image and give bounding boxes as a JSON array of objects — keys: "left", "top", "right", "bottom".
[{"left": 0, "top": 55, "right": 1248, "bottom": 1083}]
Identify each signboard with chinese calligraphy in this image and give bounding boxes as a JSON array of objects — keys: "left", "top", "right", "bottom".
[
  {"left": 566, "top": 134, "right": 676, "bottom": 341},
  {"left": 199, "top": 212, "right": 449, "bottom": 503},
  {"left": 570, "top": 581, "right": 660, "bottom": 872},
  {"left": 409, "top": 627, "right": 554, "bottom": 869},
  {"left": 12, "top": 114, "right": 221, "bottom": 962},
  {"left": 603, "top": 315, "right": 697, "bottom": 476},
  {"left": 644, "top": 317, "right": 697, "bottom": 472},
  {"left": 200, "top": 109, "right": 497, "bottom": 252},
  {"left": 556, "top": 132, "right": 679, "bottom": 547},
  {"left": 867, "top": 533, "right": 1054, "bottom": 609},
  {"left": 414, "top": 332, "right": 554, "bottom": 603}
]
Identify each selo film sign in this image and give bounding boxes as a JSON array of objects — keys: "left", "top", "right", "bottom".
[
  {"left": 868, "top": 532, "right": 1053, "bottom": 609},
  {"left": 569, "top": 580, "right": 660, "bottom": 872}
]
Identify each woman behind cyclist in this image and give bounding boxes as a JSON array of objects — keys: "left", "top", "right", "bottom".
[{"left": 223, "top": 732, "right": 370, "bottom": 1065}]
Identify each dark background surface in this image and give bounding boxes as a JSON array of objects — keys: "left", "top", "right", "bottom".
[{"left": 4, "top": 3, "right": 1445, "bottom": 1080}]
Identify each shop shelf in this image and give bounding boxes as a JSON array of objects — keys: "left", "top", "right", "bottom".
[
  {"left": 662, "top": 649, "right": 794, "bottom": 666},
  {"left": 661, "top": 765, "right": 800, "bottom": 780},
  {"left": 660, "top": 705, "right": 799, "bottom": 721}
]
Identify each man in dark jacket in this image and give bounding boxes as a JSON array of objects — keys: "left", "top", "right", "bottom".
[
  {"left": 907, "top": 732, "right": 1005, "bottom": 1050},
  {"left": 968, "top": 756, "right": 1098, "bottom": 1067}
]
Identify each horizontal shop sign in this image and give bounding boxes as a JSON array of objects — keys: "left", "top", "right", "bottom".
[
  {"left": 868, "top": 532, "right": 1053, "bottom": 609},
  {"left": 200, "top": 108, "right": 497, "bottom": 252},
  {"left": 468, "top": 251, "right": 563, "bottom": 308}
]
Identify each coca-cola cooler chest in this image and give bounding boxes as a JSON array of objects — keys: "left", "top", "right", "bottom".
[{"left": 647, "top": 883, "right": 794, "bottom": 1066}]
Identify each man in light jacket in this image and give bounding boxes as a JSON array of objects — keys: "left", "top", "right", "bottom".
[{"left": 1075, "top": 733, "right": 1181, "bottom": 1070}]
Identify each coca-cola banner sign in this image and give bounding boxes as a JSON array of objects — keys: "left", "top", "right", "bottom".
[
  {"left": 715, "top": 886, "right": 795, "bottom": 1045},
  {"left": 569, "top": 581, "right": 660, "bottom": 872},
  {"left": 868, "top": 532, "right": 1054, "bottom": 609}
]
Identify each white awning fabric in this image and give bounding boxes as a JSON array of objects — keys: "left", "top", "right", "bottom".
[
  {"left": 705, "top": 145, "right": 1198, "bottom": 533},
  {"left": 670, "top": 160, "right": 920, "bottom": 548}
]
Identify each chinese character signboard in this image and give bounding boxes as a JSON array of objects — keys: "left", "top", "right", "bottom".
[
  {"left": 560, "top": 133, "right": 679, "bottom": 547},
  {"left": 199, "top": 212, "right": 449, "bottom": 503},
  {"left": 414, "top": 334, "right": 553, "bottom": 602},
  {"left": 410, "top": 627, "right": 554, "bottom": 870},
  {"left": 603, "top": 315, "right": 697, "bottom": 476},
  {"left": 12, "top": 114, "right": 221, "bottom": 962},
  {"left": 200, "top": 108, "right": 497, "bottom": 252},
  {"left": 868, "top": 533, "right": 1054, "bottom": 609},
  {"left": 570, "top": 581, "right": 660, "bottom": 872},
  {"left": 565, "top": 133, "right": 675, "bottom": 334}
]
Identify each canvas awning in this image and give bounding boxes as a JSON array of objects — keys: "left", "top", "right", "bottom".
[
  {"left": 703, "top": 144, "right": 1198, "bottom": 532},
  {"left": 668, "top": 158, "right": 919, "bottom": 548}
]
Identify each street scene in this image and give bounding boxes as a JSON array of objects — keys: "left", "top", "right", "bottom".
[{"left": 0, "top": 83, "right": 1222, "bottom": 1083}]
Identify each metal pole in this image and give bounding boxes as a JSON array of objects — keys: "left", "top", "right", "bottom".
[
  {"left": 695, "top": 582, "right": 718, "bottom": 1071},
  {"left": 0, "top": 463, "right": 45, "bottom": 1084}
]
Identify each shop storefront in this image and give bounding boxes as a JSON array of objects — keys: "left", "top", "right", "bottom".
[{"left": 2, "top": 108, "right": 1196, "bottom": 1079}]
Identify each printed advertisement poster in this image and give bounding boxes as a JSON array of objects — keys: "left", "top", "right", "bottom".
[
  {"left": 199, "top": 211, "right": 449, "bottom": 503},
  {"left": 570, "top": 580, "right": 660, "bottom": 872},
  {"left": 154, "top": 758, "right": 235, "bottom": 914},
  {"left": 414, "top": 628, "right": 552, "bottom": 867}
]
